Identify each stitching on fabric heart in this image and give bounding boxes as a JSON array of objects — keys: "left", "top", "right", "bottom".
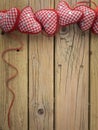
[
  {"left": 35, "top": 9, "right": 59, "bottom": 36},
  {"left": 0, "top": 8, "right": 20, "bottom": 32},
  {"left": 57, "top": 1, "right": 83, "bottom": 26},
  {"left": 18, "top": 6, "right": 42, "bottom": 34}
]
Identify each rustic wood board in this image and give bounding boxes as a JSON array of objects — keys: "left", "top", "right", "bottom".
[
  {"left": 55, "top": 0, "right": 89, "bottom": 130},
  {"left": 0, "top": 1, "right": 28, "bottom": 130},
  {"left": 29, "top": 1, "right": 54, "bottom": 130},
  {"left": 90, "top": 33, "right": 98, "bottom": 130},
  {"left": 90, "top": 0, "right": 98, "bottom": 129}
]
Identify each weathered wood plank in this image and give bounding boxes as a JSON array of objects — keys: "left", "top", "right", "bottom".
[
  {"left": 29, "top": 1, "right": 54, "bottom": 130},
  {"left": 90, "top": 0, "right": 98, "bottom": 128},
  {"left": 55, "top": 0, "right": 89, "bottom": 130},
  {"left": 0, "top": 1, "right": 28, "bottom": 130},
  {"left": 90, "top": 34, "right": 98, "bottom": 130}
]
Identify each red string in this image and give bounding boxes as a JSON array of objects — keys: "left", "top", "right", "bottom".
[{"left": 1, "top": 33, "right": 24, "bottom": 129}]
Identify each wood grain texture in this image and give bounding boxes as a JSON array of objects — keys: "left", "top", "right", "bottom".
[
  {"left": 90, "top": 33, "right": 98, "bottom": 130},
  {"left": 0, "top": 1, "right": 28, "bottom": 130},
  {"left": 90, "top": 0, "right": 98, "bottom": 128},
  {"left": 29, "top": 1, "right": 54, "bottom": 130},
  {"left": 55, "top": 1, "right": 89, "bottom": 130}
]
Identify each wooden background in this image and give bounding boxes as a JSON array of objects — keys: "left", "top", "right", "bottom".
[{"left": 0, "top": 0, "right": 98, "bottom": 130}]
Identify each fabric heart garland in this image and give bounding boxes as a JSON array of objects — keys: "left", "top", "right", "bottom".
[{"left": 0, "top": 1, "right": 98, "bottom": 35}]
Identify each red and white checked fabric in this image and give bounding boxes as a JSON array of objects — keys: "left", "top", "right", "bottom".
[
  {"left": 0, "top": 8, "right": 20, "bottom": 32},
  {"left": 75, "top": 6, "right": 96, "bottom": 31},
  {"left": 35, "top": 9, "right": 59, "bottom": 35},
  {"left": 92, "top": 13, "right": 98, "bottom": 34},
  {"left": 57, "top": 1, "right": 83, "bottom": 26},
  {"left": 18, "top": 7, "right": 42, "bottom": 34}
]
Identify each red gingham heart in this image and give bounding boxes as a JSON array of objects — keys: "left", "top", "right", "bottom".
[
  {"left": 18, "top": 7, "right": 42, "bottom": 34},
  {"left": 56, "top": 0, "right": 83, "bottom": 26},
  {"left": 35, "top": 9, "right": 59, "bottom": 36},
  {"left": 0, "top": 8, "right": 20, "bottom": 33},
  {"left": 75, "top": 5, "right": 96, "bottom": 31},
  {"left": 91, "top": 8, "right": 98, "bottom": 34}
]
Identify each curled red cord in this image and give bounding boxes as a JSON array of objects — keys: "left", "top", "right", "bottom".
[{"left": 1, "top": 33, "right": 24, "bottom": 129}]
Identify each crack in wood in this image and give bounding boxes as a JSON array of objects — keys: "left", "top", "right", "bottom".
[
  {"left": 58, "top": 64, "right": 62, "bottom": 90},
  {"left": 74, "top": 38, "right": 86, "bottom": 130},
  {"left": 65, "top": 40, "right": 74, "bottom": 91}
]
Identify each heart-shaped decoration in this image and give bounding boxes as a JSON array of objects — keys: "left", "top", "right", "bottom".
[
  {"left": 0, "top": 8, "right": 20, "bottom": 32},
  {"left": 56, "top": 0, "right": 83, "bottom": 26},
  {"left": 35, "top": 9, "right": 59, "bottom": 35},
  {"left": 18, "top": 7, "right": 42, "bottom": 34},
  {"left": 75, "top": 5, "right": 96, "bottom": 31},
  {"left": 91, "top": 8, "right": 98, "bottom": 34},
  {"left": 92, "top": 17, "right": 98, "bottom": 34}
]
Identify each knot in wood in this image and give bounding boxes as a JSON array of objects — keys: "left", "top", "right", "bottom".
[
  {"left": 80, "top": 65, "right": 84, "bottom": 68},
  {"left": 61, "top": 27, "right": 67, "bottom": 32},
  {"left": 16, "top": 49, "right": 20, "bottom": 52},
  {"left": 1, "top": 31, "right": 5, "bottom": 35},
  {"left": 38, "top": 108, "right": 44, "bottom": 115}
]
